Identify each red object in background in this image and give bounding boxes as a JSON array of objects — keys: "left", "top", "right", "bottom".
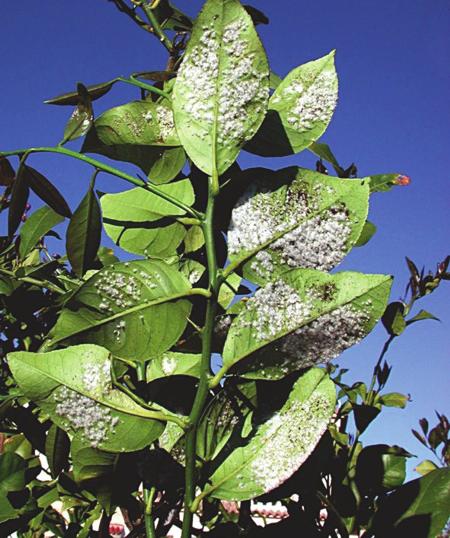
[
  {"left": 395, "top": 174, "right": 411, "bottom": 186},
  {"left": 109, "top": 523, "right": 125, "bottom": 537}
]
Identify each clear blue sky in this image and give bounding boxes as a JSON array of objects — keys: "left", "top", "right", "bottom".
[{"left": 1, "top": 0, "right": 449, "bottom": 477}]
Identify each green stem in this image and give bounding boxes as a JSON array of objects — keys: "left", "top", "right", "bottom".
[
  {"left": 144, "top": 486, "right": 157, "bottom": 538},
  {"left": 0, "top": 147, "right": 201, "bottom": 219},
  {"left": 181, "top": 182, "right": 219, "bottom": 538},
  {"left": 118, "top": 76, "right": 171, "bottom": 101},
  {"left": 0, "top": 268, "right": 65, "bottom": 295},
  {"left": 140, "top": 1, "right": 174, "bottom": 52},
  {"left": 367, "top": 334, "right": 395, "bottom": 403}
]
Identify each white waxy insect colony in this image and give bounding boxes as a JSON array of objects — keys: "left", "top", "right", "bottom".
[
  {"left": 82, "top": 358, "right": 112, "bottom": 393},
  {"left": 176, "top": 18, "right": 268, "bottom": 149},
  {"left": 156, "top": 105, "right": 176, "bottom": 141},
  {"left": 249, "top": 394, "right": 331, "bottom": 492},
  {"left": 229, "top": 181, "right": 352, "bottom": 276},
  {"left": 54, "top": 386, "right": 119, "bottom": 448},
  {"left": 161, "top": 355, "right": 177, "bottom": 376}
]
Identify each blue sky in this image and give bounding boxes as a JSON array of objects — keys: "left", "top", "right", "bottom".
[{"left": 1, "top": 1, "right": 449, "bottom": 477}]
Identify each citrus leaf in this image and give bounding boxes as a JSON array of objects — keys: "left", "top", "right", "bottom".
[
  {"left": 355, "top": 220, "right": 376, "bottom": 247},
  {"left": 146, "top": 352, "right": 201, "bottom": 381},
  {"left": 227, "top": 167, "right": 369, "bottom": 282},
  {"left": 204, "top": 369, "right": 335, "bottom": 500},
  {"left": 48, "top": 260, "right": 192, "bottom": 361},
  {"left": 415, "top": 460, "right": 439, "bottom": 476},
  {"left": 223, "top": 270, "right": 392, "bottom": 379},
  {"left": 369, "top": 468, "right": 450, "bottom": 538},
  {"left": 45, "top": 425, "right": 70, "bottom": 478},
  {"left": 18, "top": 206, "right": 64, "bottom": 259},
  {"left": 44, "top": 79, "right": 118, "bottom": 106},
  {"left": 173, "top": 0, "right": 269, "bottom": 176},
  {"left": 246, "top": 52, "right": 338, "bottom": 157},
  {"left": 7, "top": 345, "right": 165, "bottom": 452},
  {"left": 92, "top": 100, "right": 180, "bottom": 147},
  {"left": 8, "top": 165, "right": 29, "bottom": 237},
  {"left": 100, "top": 179, "right": 194, "bottom": 257},
  {"left": 23, "top": 165, "right": 72, "bottom": 218},
  {"left": 0, "top": 157, "right": 15, "bottom": 186},
  {"left": 66, "top": 184, "right": 101, "bottom": 276},
  {"left": 63, "top": 103, "right": 93, "bottom": 143},
  {"left": 0, "top": 453, "right": 28, "bottom": 523}
]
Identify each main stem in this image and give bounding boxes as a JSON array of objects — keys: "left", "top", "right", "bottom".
[{"left": 181, "top": 181, "right": 218, "bottom": 538}]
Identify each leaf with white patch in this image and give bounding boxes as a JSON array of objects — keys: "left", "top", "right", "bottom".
[
  {"left": 100, "top": 180, "right": 194, "bottom": 258},
  {"left": 48, "top": 260, "right": 192, "bottom": 361},
  {"left": 223, "top": 269, "right": 392, "bottom": 380},
  {"left": 246, "top": 52, "right": 338, "bottom": 156},
  {"left": 173, "top": 0, "right": 269, "bottom": 176},
  {"left": 227, "top": 167, "right": 369, "bottom": 283},
  {"left": 146, "top": 352, "right": 201, "bottom": 381},
  {"left": 203, "top": 369, "right": 335, "bottom": 500},
  {"left": 7, "top": 345, "right": 165, "bottom": 452}
]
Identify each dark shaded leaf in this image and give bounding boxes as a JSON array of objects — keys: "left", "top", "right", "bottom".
[
  {"left": 0, "top": 453, "right": 28, "bottom": 523},
  {"left": 353, "top": 404, "right": 381, "bottom": 434},
  {"left": 355, "top": 220, "right": 377, "bottom": 247},
  {"left": 66, "top": 184, "right": 101, "bottom": 276},
  {"left": 44, "top": 79, "right": 118, "bottom": 106},
  {"left": 24, "top": 166, "right": 71, "bottom": 218},
  {"left": 0, "top": 157, "right": 15, "bottom": 186},
  {"left": 45, "top": 425, "right": 70, "bottom": 478},
  {"left": 356, "top": 444, "right": 407, "bottom": 494},
  {"left": 243, "top": 5, "right": 269, "bottom": 25},
  {"left": 8, "top": 165, "right": 29, "bottom": 236},
  {"left": 382, "top": 301, "right": 406, "bottom": 336}
]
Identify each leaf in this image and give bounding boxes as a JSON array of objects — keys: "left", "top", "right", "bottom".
[
  {"left": 353, "top": 403, "right": 381, "bottom": 433},
  {"left": 71, "top": 437, "right": 117, "bottom": 483},
  {"left": 0, "top": 453, "right": 28, "bottom": 523},
  {"left": 355, "top": 220, "right": 377, "bottom": 247},
  {"left": 243, "top": 5, "right": 269, "bottom": 25},
  {"left": 8, "top": 165, "right": 29, "bottom": 236},
  {"left": 7, "top": 345, "right": 165, "bottom": 452},
  {"left": 147, "top": 352, "right": 201, "bottom": 381},
  {"left": 100, "top": 180, "right": 194, "bottom": 257},
  {"left": 308, "top": 141, "right": 343, "bottom": 175},
  {"left": 382, "top": 301, "right": 406, "bottom": 336},
  {"left": 45, "top": 424, "right": 70, "bottom": 478},
  {"left": 82, "top": 129, "right": 185, "bottom": 184},
  {"left": 246, "top": 52, "right": 338, "bottom": 157},
  {"left": 92, "top": 100, "right": 180, "bottom": 147},
  {"left": 66, "top": 183, "right": 101, "bottom": 276},
  {"left": 415, "top": 460, "right": 439, "bottom": 477},
  {"left": 369, "top": 173, "right": 408, "bottom": 193},
  {"left": 23, "top": 165, "right": 72, "bottom": 218},
  {"left": 44, "top": 79, "right": 118, "bottom": 105},
  {"left": 218, "top": 272, "right": 242, "bottom": 309},
  {"left": 379, "top": 392, "right": 409, "bottom": 409},
  {"left": 184, "top": 225, "right": 205, "bottom": 253},
  {"left": 63, "top": 103, "right": 93, "bottom": 143},
  {"left": 369, "top": 468, "right": 450, "bottom": 538},
  {"left": 18, "top": 206, "right": 64, "bottom": 259},
  {"left": 172, "top": 0, "right": 269, "bottom": 176},
  {"left": 223, "top": 269, "right": 392, "bottom": 380},
  {"left": 0, "top": 157, "right": 15, "bottom": 186},
  {"left": 179, "top": 259, "right": 206, "bottom": 285},
  {"left": 227, "top": 167, "right": 369, "bottom": 282},
  {"left": 48, "top": 260, "right": 192, "bottom": 361},
  {"left": 407, "top": 309, "right": 440, "bottom": 326},
  {"left": 204, "top": 369, "right": 336, "bottom": 501},
  {"left": 356, "top": 444, "right": 407, "bottom": 494}
]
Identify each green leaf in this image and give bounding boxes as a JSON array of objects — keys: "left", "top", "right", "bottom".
[
  {"left": 93, "top": 100, "right": 179, "bottom": 147},
  {"left": 382, "top": 301, "right": 406, "bottom": 336},
  {"left": 179, "top": 259, "right": 206, "bottom": 285},
  {"left": 415, "top": 460, "right": 439, "bottom": 476},
  {"left": 223, "top": 270, "right": 392, "bottom": 380},
  {"left": 379, "top": 392, "right": 409, "bottom": 409},
  {"left": 369, "top": 468, "right": 450, "bottom": 538},
  {"left": 227, "top": 167, "right": 369, "bottom": 282},
  {"left": 18, "top": 206, "right": 64, "bottom": 259},
  {"left": 44, "top": 79, "right": 118, "bottom": 106},
  {"left": 100, "top": 180, "right": 194, "bottom": 257},
  {"left": 356, "top": 444, "right": 407, "bottom": 494},
  {"left": 66, "top": 183, "right": 101, "bottom": 276},
  {"left": 7, "top": 345, "right": 165, "bottom": 452},
  {"left": 0, "top": 453, "right": 28, "bottom": 523},
  {"left": 308, "top": 141, "right": 343, "bottom": 175},
  {"left": 355, "top": 220, "right": 377, "bottom": 247},
  {"left": 48, "top": 260, "right": 192, "bottom": 361},
  {"left": 172, "top": 0, "right": 269, "bottom": 176},
  {"left": 204, "top": 369, "right": 335, "bottom": 501},
  {"left": 246, "top": 52, "right": 338, "bottom": 157},
  {"left": 407, "top": 309, "right": 440, "bottom": 325},
  {"left": 23, "top": 166, "right": 72, "bottom": 218},
  {"left": 146, "top": 352, "right": 201, "bottom": 381},
  {"left": 369, "top": 173, "right": 409, "bottom": 193},
  {"left": 45, "top": 424, "right": 70, "bottom": 478},
  {"left": 184, "top": 225, "right": 205, "bottom": 253},
  {"left": 63, "top": 103, "right": 93, "bottom": 143},
  {"left": 82, "top": 129, "right": 185, "bottom": 184},
  {"left": 218, "top": 272, "right": 242, "bottom": 309},
  {"left": 71, "top": 437, "right": 117, "bottom": 483}
]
